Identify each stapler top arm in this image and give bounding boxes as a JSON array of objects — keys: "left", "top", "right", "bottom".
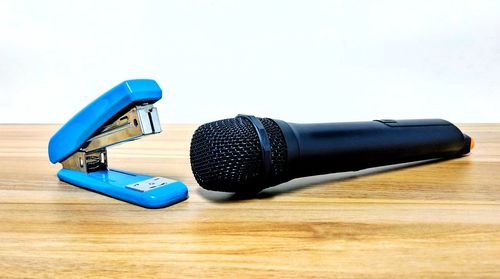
[{"left": 48, "top": 79, "right": 161, "bottom": 164}]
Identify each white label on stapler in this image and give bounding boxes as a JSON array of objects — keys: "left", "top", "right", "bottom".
[{"left": 126, "top": 177, "right": 176, "bottom": 192}]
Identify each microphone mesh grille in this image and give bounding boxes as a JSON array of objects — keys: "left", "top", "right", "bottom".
[{"left": 190, "top": 117, "right": 288, "bottom": 192}]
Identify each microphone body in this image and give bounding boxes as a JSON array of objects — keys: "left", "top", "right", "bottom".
[
  {"left": 276, "top": 118, "right": 471, "bottom": 178},
  {"left": 190, "top": 116, "right": 472, "bottom": 193}
]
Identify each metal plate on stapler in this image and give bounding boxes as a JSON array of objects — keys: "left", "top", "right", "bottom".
[{"left": 126, "top": 177, "right": 177, "bottom": 192}]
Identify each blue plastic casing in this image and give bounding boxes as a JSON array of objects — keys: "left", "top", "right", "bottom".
[
  {"left": 48, "top": 79, "right": 188, "bottom": 208},
  {"left": 49, "top": 79, "right": 163, "bottom": 163},
  {"left": 58, "top": 168, "right": 188, "bottom": 208}
]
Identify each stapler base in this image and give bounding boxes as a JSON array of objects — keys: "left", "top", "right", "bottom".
[{"left": 58, "top": 168, "right": 188, "bottom": 208}]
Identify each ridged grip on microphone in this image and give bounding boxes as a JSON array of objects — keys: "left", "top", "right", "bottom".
[{"left": 190, "top": 117, "right": 288, "bottom": 192}]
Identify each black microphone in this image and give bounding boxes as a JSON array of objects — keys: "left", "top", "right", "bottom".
[{"left": 190, "top": 115, "right": 473, "bottom": 193}]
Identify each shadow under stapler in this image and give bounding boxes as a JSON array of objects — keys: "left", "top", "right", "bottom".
[{"left": 197, "top": 157, "right": 458, "bottom": 203}]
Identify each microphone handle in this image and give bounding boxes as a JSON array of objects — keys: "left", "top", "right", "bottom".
[{"left": 273, "top": 119, "right": 472, "bottom": 179}]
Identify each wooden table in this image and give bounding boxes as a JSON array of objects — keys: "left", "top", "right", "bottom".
[{"left": 0, "top": 124, "right": 499, "bottom": 278}]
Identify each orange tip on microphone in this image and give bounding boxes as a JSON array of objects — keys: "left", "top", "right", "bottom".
[{"left": 470, "top": 136, "right": 475, "bottom": 151}]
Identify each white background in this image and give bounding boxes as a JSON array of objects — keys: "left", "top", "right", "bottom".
[{"left": 1, "top": 0, "right": 498, "bottom": 124}]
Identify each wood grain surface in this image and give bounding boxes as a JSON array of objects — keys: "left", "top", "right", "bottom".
[{"left": 0, "top": 124, "right": 499, "bottom": 278}]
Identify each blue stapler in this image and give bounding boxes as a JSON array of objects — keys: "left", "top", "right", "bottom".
[{"left": 48, "top": 79, "right": 188, "bottom": 208}]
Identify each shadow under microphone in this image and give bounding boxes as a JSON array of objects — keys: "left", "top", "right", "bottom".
[{"left": 189, "top": 115, "right": 474, "bottom": 193}]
